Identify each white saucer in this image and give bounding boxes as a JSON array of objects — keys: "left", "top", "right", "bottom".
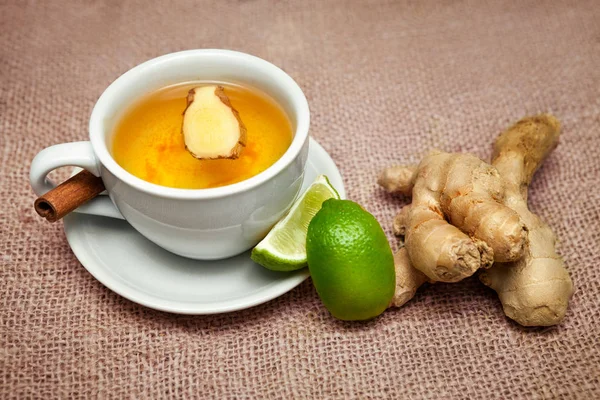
[{"left": 63, "top": 138, "right": 345, "bottom": 314}]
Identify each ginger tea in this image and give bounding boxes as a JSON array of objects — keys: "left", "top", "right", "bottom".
[{"left": 111, "top": 82, "right": 293, "bottom": 189}]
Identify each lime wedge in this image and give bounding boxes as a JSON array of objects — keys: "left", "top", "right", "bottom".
[{"left": 251, "top": 175, "right": 340, "bottom": 271}]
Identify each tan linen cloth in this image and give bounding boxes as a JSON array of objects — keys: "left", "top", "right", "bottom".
[{"left": 1, "top": 0, "right": 599, "bottom": 398}]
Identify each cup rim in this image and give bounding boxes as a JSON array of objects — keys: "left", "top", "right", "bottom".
[{"left": 89, "top": 49, "right": 310, "bottom": 200}]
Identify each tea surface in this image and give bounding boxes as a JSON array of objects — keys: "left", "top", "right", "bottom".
[{"left": 112, "top": 82, "right": 292, "bottom": 189}]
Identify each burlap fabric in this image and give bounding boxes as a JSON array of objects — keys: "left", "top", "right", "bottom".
[{"left": 1, "top": 0, "right": 599, "bottom": 398}]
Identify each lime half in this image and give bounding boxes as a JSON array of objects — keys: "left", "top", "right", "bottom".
[{"left": 251, "top": 175, "right": 340, "bottom": 271}]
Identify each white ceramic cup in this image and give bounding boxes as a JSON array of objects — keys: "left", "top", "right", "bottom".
[{"left": 30, "top": 49, "right": 310, "bottom": 259}]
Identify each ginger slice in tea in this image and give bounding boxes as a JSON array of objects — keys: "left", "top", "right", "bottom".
[{"left": 182, "top": 85, "right": 247, "bottom": 159}]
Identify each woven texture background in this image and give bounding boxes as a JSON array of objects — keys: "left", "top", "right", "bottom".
[{"left": 1, "top": 0, "right": 599, "bottom": 398}]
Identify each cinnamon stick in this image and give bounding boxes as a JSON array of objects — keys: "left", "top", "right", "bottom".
[{"left": 34, "top": 170, "right": 106, "bottom": 222}]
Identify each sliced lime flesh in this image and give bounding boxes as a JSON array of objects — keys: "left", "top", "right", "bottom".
[{"left": 251, "top": 175, "right": 340, "bottom": 271}]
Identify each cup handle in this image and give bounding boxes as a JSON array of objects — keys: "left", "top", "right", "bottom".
[{"left": 30, "top": 141, "right": 124, "bottom": 220}]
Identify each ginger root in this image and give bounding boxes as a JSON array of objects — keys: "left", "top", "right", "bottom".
[
  {"left": 479, "top": 115, "right": 574, "bottom": 326},
  {"left": 391, "top": 248, "right": 428, "bottom": 307},
  {"left": 182, "top": 85, "right": 247, "bottom": 159},
  {"left": 380, "top": 151, "right": 525, "bottom": 283},
  {"left": 380, "top": 114, "right": 574, "bottom": 326}
]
